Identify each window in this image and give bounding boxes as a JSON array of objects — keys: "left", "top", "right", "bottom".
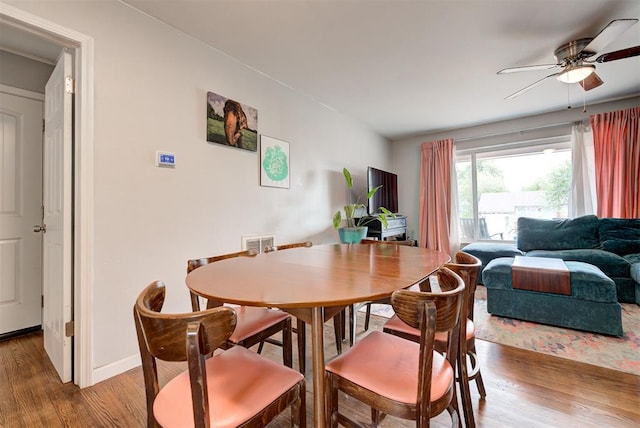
[{"left": 456, "top": 141, "right": 571, "bottom": 242}]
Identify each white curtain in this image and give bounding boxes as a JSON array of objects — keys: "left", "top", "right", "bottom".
[
  {"left": 569, "top": 122, "right": 597, "bottom": 217},
  {"left": 449, "top": 150, "right": 460, "bottom": 255}
]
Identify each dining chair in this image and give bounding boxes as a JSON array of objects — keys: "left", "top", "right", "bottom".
[
  {"left": 134, "top": 280, "right": 306, "bottom": 428},
  {"left": 344, "top": 238, "right": 417, "bottom": 345},
  {"left": 187, "top": 249, "right": 295, "bottom": 370},
  {"left": 325, "top": 266, "right": 465, "bottom": 427},
  {"left": 383, "top": 251, "right": 485, "bottom": 428},
  {"left": 263, "top": 240, "right": 343, "bottom": 373}
]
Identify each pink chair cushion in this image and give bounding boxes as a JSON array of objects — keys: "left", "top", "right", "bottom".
[
  {"left": 325, "top": 331, "right": 453, "bottom": 404},
  {"left": 384, "top": 314, "right": 475, "bottom": 342},
  {"left": 228, "top": 306, "right": 289, "bottom": 343},
  {"left": 153, "top": 345, "right": 303, "bottom": 428}
]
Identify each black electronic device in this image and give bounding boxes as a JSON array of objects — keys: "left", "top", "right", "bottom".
[{"left": 367, "top": 166, "right": 398, "bottom": 215}]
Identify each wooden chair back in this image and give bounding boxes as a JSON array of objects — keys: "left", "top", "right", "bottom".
[
  {"left": 390, "top": 266, "right": 465, "bottom": 420},
  {"left": 133, "top": 280, "right": 237, "bottom": 427},
  {"left": 187, "top": 249, "right": 257, "bottom": 311},
  {"left": 360, "top": 238, "right": 416, "bottom": 246},
  {"left": 394, "top": 266, "right": 464, "bottom": 338},
  {"left": 454, "top": 251, "right": 482, "bottom": 321},
  {"left": 263, "top": 241, "right": 312, "bottom": 253}
]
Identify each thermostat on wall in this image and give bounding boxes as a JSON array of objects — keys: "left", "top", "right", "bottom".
[{"left": 156, "top": 151, "right": 176, "bottom": 168}]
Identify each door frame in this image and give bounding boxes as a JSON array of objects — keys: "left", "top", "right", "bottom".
[{"left": 1, "top": 3, "right": 95, "bottom": 387}]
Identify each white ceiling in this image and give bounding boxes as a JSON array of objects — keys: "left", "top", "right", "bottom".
[
  {"left": 121, "top": 0, "right": 640, "bottom": 139},
  {"left": 3, "top": 1, "right": 639, "bottom": 139}
]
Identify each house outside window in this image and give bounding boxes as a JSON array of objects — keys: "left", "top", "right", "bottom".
[{"left": 456, "top": 140, "right": 572, "bottom": 242}]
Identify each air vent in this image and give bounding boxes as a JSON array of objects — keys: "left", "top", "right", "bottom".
[{"left": 241, "top": 235, "right": 275, "bottom": 254}]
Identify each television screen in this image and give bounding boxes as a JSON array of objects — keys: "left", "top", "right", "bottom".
[{"left": 367, "top": 167, "right": 398, "bottom": 215}]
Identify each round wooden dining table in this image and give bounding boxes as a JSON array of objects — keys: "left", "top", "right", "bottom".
[{"left": 186, "top": 243, "right": 450, "bottom": 426}]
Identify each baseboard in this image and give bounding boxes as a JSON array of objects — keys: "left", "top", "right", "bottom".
[
  {"left": 92, "top": 353, "right": 141, "bottom": 385},
  {"left": 0, "top": 326, "right": 41, "bottom": 342}
]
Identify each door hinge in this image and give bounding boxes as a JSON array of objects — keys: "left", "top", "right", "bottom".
[
  {"left": 65, "top": 76, "right": 75, "bottom": 94},
  {"left": 65, "top": 321, "right": 75, "bottom": 337},
  {"left": 41, "top": 295, "right": 44, "bottom": 308},
  {"left": 42, "top": 118, "right": 45, "bottom": 133}
]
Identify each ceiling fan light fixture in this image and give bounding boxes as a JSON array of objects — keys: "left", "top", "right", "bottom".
[{"left": 557, "top": 64, "right": 595, "bottom": 83}]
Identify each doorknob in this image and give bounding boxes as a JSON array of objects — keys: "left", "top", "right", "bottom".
[{"left": 33, "top": 224, "right": 47, "bottom": 233}]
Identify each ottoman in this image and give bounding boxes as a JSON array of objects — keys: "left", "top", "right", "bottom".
[{"left": 482, "top": 257, "right": 623, "bottom": 336}]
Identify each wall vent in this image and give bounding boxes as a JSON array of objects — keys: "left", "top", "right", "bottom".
[{"left": 241, "top": 235, "right": 274, "bottom": 254}]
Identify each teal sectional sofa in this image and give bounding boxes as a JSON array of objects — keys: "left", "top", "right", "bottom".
[{"left": 464, "top": 215, "right": 640, "bottom": 304}]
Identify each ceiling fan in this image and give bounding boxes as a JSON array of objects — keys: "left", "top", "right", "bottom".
[{"left": 498, "top": 18, "right": 640, "bottom": 99}]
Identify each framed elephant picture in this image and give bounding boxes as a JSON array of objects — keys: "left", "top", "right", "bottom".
[
  {"left": 260, "top": 135, "right": 290, "bottom": 189},
  {"left": 206, "top": 91, "right": 258, "bottom": 151}
]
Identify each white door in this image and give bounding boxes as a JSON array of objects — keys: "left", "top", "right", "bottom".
[
  {"left": 43, "top": 51, "right": 73, "bottom": 383},
  {"left": 0, "top": 90, "right": 44, "bottom": 335}
]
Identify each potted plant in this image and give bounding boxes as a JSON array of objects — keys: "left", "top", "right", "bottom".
[{"left": 332, "top": 167, "right": 395, "bottom": 243}]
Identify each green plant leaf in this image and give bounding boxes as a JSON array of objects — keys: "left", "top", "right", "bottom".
[
  {"left": 333, "top": 211, "right": 343, "bottom": 229},
  {"left": 343, "top": 168, "right": 353, "bottom": 189},
  {"left": 367, "top": 185, "right": 382, "bottom": 199}
]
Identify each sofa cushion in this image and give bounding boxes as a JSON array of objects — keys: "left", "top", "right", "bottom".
[
  {"left": 516, "top": 215, "right": 599, "bottom": 252},
  {"left": 599, "top": 218, "right": 640, "bottom": 256},
  {"left": 482, "top": 257, "right": 617, "bottom": 303},
  {"left": 525, "top": 249, "right": 630, "bottom": 278}
]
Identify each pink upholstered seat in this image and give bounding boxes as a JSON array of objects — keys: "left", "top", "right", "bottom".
[
  {"left": 134, "top": 281, "right": 306, "bottom": 427},
  {"left": 154, "top": 346, "right": 303, "bottom": 428},
  {"left": 325, "top": 331, "right": 453, "bottom": 404},
  {"left": 228, "top": 306, "right": 290, "bottom": 343},
  {"left": 325, "top": 266, "right": 466, "bottom": 427}
]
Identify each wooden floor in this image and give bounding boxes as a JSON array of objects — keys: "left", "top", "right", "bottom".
[{"left": 1, "top": 314, "right": 639, "bottom": 427}]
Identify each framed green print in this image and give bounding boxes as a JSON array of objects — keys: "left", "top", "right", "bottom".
[{"left": 260, "top": 135, "right": 290, "bottom": 188}]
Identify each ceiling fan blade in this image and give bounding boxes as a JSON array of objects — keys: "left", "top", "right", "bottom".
[
  {"left": 497, "top": 64, "right": 559, "bottom": 74},
  {"left": 505, "top": 73, "right": 560, "bottom": 99},
  {"left": 582, "top": 19, "right": 639, "bottom": 56},
  {"left": 579, "top": 72, "right": 604, "bottom": 91},
  {"left": 594, "top": 45, "right": 640, "bottom": 63}
]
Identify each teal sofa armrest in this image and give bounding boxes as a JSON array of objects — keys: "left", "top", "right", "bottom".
[{"left": 462, "top": 242, "right": 523, "bottom": 271}]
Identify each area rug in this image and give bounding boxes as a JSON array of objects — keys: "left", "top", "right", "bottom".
[
  {"left": 367, "top": 286, "right": 640, "bottom": 376},
  {"left": 473, "top": 286, "right": 640, "bottom": 376}
]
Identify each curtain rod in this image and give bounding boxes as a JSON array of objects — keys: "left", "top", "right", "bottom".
[{"left": 455, "top": 119, "right": 587, "bottom": 143}]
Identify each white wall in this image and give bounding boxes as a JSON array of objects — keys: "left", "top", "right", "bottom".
[
  {"left": 391, "top": 96, "right": 640, "bottom": 240},
  {"left": 5, "top": 1, "right": 390, "bottom": 377},
  {"left": 0, "top": 49, "right": 53, "bottom": 91}
]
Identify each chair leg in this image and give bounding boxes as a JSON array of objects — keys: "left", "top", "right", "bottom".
[
  {"left": 364, "top": 302, "right": 372, "bottom": 331},
  {"left": 327, "top": 373, "right": 339, "bottom": 428},
  {"left": 475, "top": 367, "right": 487, "bottom": 398},
  {"left": 348, "top": 304, "right": 355, "bottom": 346},
  {"left": 371, "top": 408, "right": 381, "bottom": 427},
  {"left": 468, "top": 338, "right": 487, "bottom": 398},
  {"left": 333, "top": 313, "right": 342, "bottom": 355},
  {"left": 283, "top": 318, "right": 293, "bottom": 369},
  {"left": 294, "top": 381, "right": 307, "bottom": 428},
  {"left": 296, "top": 319, "right": 306, "bottom": 374},
  {"left": 458, "top": 348, "right": 476, "bottom": 428}
]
